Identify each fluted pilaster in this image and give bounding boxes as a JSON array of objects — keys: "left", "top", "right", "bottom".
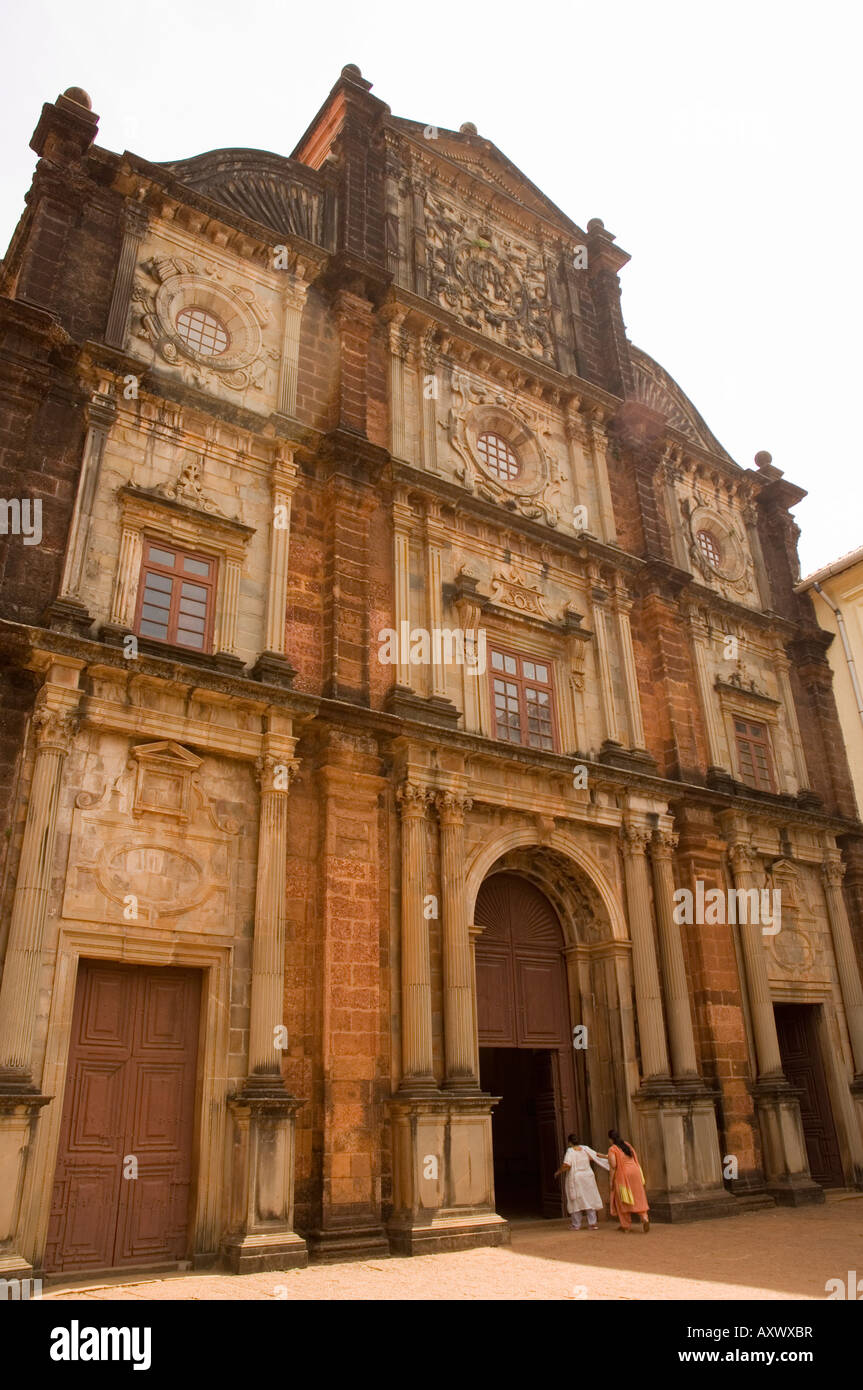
[
  {"left": 822, "top": 853, "right": 863, "bottom": 1074},
  {"left": 649, "top": 831, "right": 699, "bottom": 1078},
  {"left": 620, "top": 821, "right": 670, "bottom": 1081},
  {"left": 247, "top": 754, "right": 297, "bottom": 1082},
  {"left": 0, "top": 704, "right": 77, "bottom": 1083},
  {"left": 727, "top": 840, "right": 784, "bottom": 1078},
  {"left": 434, "top": 791, "right": 477, "bottom": 1088},
  {"left": 396, "top": 782, "right": 435, "bottom": 1089}
]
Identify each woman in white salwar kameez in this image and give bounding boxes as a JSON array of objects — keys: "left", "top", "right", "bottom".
[{"left": 554, "top": 1134, "right": 610, "bottom": 1230}]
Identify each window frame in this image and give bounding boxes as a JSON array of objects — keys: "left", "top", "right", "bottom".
[
  {"left": 488, "top": 643, "right": 560, "bottom": 753},
  {"left": 133, "top": 538, "right": 219, "bottom": 654},
  {"left": 732, "top": 715, "right": 776, "bottom": 793}
]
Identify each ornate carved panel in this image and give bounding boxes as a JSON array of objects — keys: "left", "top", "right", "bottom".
[
  {"left": 425, "top": 191, "right": 555, "bottom": 364},
  {"left": 63, "top": 742, "right": 240, "bottom": 931}
]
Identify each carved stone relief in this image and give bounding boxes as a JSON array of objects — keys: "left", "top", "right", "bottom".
[
  {"left": 425, "top": 191, "right": 555, "bottom": 364},
  {"left": 133, "top": 254, "right": 280, "bottom": 393},
  {"left": 440, "top": 369, "right": 563, "bottom": 526},
  {"left": 63, "top": 741, "right": 240, "bottom": 931}
]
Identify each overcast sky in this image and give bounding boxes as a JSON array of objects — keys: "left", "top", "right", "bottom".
[{"left": 1, "top": 0, "right": 859, "bottom": 576}]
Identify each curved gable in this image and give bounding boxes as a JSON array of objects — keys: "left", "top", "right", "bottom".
[{"left": 630, "top": 346, "right": 734, "bottom": 463}]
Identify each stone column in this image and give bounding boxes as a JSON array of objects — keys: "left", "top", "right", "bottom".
[
  {"left": 53, "top": 387, "right": 117, "bottom": 628},
  {"left": 214, "top": 557, "right": 242, "bottom": 659},
  {"left": 688, "top": 608, "right": 728, "bottom": 772},
  {"left": 253, "top": 448, "right": 300, "bottom": 683},
  {"left": 383, "top": 307, "right": 409, "bottom": 460},
  {"left": 434, "top": 792, "right": 478, "bottom": 1090},
  {"left": 276, "top": 274, "right": 309, "bottom": 419},
  {"left": 105, "top": 202, "right": 148, "bottom": 348},
  {"left": 223, "top": 747, "right": 307, "bottom": 1272},
  {"left": 392, "top": 488, "right": 414, "bottom": 692},
  {"left": 726, "top": 841, "right": 784, "bottom": 1079},
  {"left": 774, "top": 645, "right": 811, "bottom": 793},
  {"left": 620, "top": 822, "right": 670, "bottom": 1081},
  {"left": 649, "top": 831, "right": 700, "bottom": 1078},
  {"left": 590, "top": 588, "right": 620, "bottom": 747},
  {"left": 396, "top": 782, "right": 435, "bottom": 1090},
  {"left": 0, "top": 702, "right": 77, "bottom": 1084},
  {"left": 722, "top": 826, "right": 820, "bottom": 1203},
  {"left": 109, "top": 523, "right": 143, "bottom": 629},
  {"left": 419, "top": 329, "right": 438, "bottom": 473},
  {"left": 586, "top": 417, "right": 617, "bottom": 544},
  {"left": 612, "top": 583, "right": 647, "bottom": 750},
  {"left": 822, "top": 853, "right": 863, "bottom": 1076},
  {"left": 247, "top": 753, "right": 297, "bottom": 1083},
  {"left": 425, "top": 504, "right": 449, "bottom": 703}
]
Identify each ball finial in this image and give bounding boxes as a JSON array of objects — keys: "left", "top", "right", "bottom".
[
  {"left": 459, "top": 122, "right": 478, "bottom": 135},
  {"left": 62, "top": 86, "right": 92, "bottom": 109},
  {"left": 341, "top": 63, "right": 362, "bottom": 79},
  {"left": 754, "top": 451, "right": 773, "bottom": 468}
]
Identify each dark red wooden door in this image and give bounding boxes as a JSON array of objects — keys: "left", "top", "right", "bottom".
[
  {"left": 775, "top": 1004, "right": 844, "bottom": 1188},
  {"left": 476, "top": 874, "right": 577, "bottom": 1215},
  {"left": 46, "top": 960, "right": 201, "bottom": 1273}
]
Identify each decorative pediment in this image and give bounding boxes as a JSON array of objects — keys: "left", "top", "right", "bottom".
[
  {"left": 490, "top": 566, "right": 549, "bottom": 618},
  {"left": 130, "top": 740, "right": 203, "bottom": 821},
  {"left": 630, "top": 347, "right": 734, "bottom": 462},
  {"left": 394, "top": 119, "right": 583, "bottom": 234}
]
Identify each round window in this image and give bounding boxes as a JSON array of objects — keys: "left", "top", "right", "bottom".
[
  {"left": 697, "top": 529, "right": 723, "bottom": 568},
  {"left": 175, "top": 306, "right": 230, "bottom": 357},
  {"left": 476, "top": 431, "right": 520, "bottom": 482}
]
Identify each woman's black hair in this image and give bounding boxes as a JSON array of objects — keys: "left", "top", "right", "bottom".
[
  {"left": 567, "top": 1133, "right": 581, "bottom": 1145},
  {"left": 608, "top": 1127, "right": 633, "bottom": 1158}
]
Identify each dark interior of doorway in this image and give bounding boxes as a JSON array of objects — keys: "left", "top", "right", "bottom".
[
  {"left": 480, "top": 1046, "right": 564, "bottom": 1219},
  {"left": 774, "top": 1002, "right": 844, "bottom": 1188}
]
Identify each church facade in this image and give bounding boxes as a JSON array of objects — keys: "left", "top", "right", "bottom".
[{"left": 1, "top": 67, "right": 862, "bottom": 1280}]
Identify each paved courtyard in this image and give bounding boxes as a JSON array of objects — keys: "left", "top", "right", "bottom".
[{"left": 43, "top": 1191, "right": 863, "bottom": 1301}]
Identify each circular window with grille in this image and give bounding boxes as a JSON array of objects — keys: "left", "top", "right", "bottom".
[
  {"left": 476, "top": 431, "right": 520, "bottom": 482},
  {"left": 696, "top": 529, "right": 723, "bottom": 568},
  {"left": 175, "top": 306, "right": 230, "bottom": 357}
]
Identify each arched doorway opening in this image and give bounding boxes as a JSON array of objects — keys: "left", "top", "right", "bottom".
[{"left": 475, "top": 872, "right": 578, "bottom": 1218}]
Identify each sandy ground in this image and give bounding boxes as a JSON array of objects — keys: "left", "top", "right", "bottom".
[{"left": 43, "top": 1191, "right": 863, "bottom": 1301}]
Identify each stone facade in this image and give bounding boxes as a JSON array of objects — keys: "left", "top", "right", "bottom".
[{"left": 1, "top": 68, "right": 862, "bottom": 1281}]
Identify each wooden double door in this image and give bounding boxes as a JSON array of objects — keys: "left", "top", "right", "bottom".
[
  {"left": 45, "top": 960, "right": 201, "bottom": 1274},
  {"left": 775, "top": 1003, "right": 844, "bottom": 1188},
  {"left": 475, "top": 873, "right": 579, "bottom": 1217}
]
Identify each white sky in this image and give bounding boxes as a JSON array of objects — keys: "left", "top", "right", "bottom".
[{"left": 1, "top": 0, "right": 859, "bottom": 577}]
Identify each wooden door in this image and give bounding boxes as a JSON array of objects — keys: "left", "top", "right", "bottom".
[
  {"left": 775, "top": 1003, "right": 844, "bottom": 1187},
  {"left": 46, "top": 960, "right": 201, "bottom": 1274}
]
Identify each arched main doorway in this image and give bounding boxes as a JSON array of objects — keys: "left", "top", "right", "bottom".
[{"left": 475, "top": 872, "right": 579, "bottom": 1218}]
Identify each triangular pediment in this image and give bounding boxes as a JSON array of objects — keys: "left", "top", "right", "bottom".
[
  {"left": 130, "top": 741, "right": 203, "bottom": 769},
  {"left": 392, "top": 118, "right": 584, "bottom": 236}
]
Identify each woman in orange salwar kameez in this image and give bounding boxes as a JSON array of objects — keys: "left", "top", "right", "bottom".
[{"left": 607, "top": 1128, "right": 650, "bottom": 1233}]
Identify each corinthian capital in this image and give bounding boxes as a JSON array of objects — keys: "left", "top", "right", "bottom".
[
  {"left": 620, "top": 820, "right": 651, "bottom": 857},
  {"left": 396, "top": 780, "right": 430, "bottom": 817},
  {"left": 727, "top": 841, "right": 755, "bottom": 876},
  {"left": 32, "top": 704, "right": 78, "bottom": 755},
  {"left": 433, "top": 790, "right": 473, "bottom": 825},
  {"left": 821, "top": 855, "right": 846, "bottom": 889},
  {"left": 255, "top": 755, "right": 299, "bottom": 794},
  {"left": 650, "top": 829, "right": 679, "bottom": 862}
]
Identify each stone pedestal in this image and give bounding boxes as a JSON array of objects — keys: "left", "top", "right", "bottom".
[
  {"left": 222, "top": 1085, "right": 308, "bottom": 1273},
  {"left": 752, "top": 1079, "right": 824, "bottom": 1206},
  {"left": 634, "top": 1082, "right": 739, "bottom": 1221},
  {"left": 387, "top": 1095, "right": 509, "bottom": 1255},
  {"left": 0, "top": 1093, "right": 51, "bottom": 1280}
]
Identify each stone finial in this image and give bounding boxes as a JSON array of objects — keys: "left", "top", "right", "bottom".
[
  {"left": 62, "top": 87, "right": 92, "bottom": 109},
  {"left": 459, "top": 122, "right": 478, "bottom": 135}
]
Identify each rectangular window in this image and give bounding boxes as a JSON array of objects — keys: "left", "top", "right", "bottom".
[
  {"left": 734, "top": 718, "right": 775, "bottom": 792},
  {"left": 489, "top": 647, "right": 557, "bottom": 752},
  {"left": 135, "top": 541, "right": 216, "bottom": 652}
]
